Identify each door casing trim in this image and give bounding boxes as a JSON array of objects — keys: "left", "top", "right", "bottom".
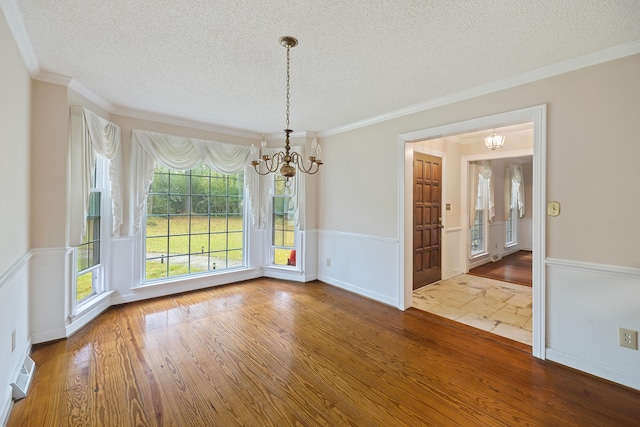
[{"left": 397, "top": 104, "right": 547, "bottom": 359}]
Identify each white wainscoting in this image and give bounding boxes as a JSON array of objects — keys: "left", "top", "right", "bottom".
[
  {"left": 109, "top": 235, "right": 264, "bottom": 305},
  {"left": 546, "top": 258, "right": 640, "bottom": 391},
  {"left": 317, "top": 230, "right": 399, "bottom": 307},
  {"left": 519, "top": 218, "right": 533, "bottom": 251},
  {"left": 443, "top": 227, "right": 463, "bottom": 279},
  {"left": 29, "top": 248, "right": 68, "bottom": 344},
  {"left": 0, "top": 252, "right": 31, "bottom": 426}
]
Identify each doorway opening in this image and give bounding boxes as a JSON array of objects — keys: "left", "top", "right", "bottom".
[{"left": 398, "top": 105, "right": 546, "bottom": 359}]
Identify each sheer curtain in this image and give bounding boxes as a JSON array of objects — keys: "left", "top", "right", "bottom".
[
  {"left": 512, "top": 164, "right": 525, "bottom": 217},
  {"left": 130, "top": 129, "right": 255, "bottom": 234},
  {"left": 68, "top": 106, "right": 123, "bottom": 246},
  {"left": 468, "top": 160, "right": 494, "bottom": 227},
  {"left": 504, "top": 164, "right": 525, "bottom": 218}
]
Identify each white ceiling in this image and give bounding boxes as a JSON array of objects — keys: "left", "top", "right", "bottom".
[{"left": 10, "top": 0, "right": 640, "bottom": 135}]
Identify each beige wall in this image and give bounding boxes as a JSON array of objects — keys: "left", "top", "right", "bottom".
[
  {"left": 319, "top": 54, "right": 640, "bottom": 268},
  {"left": 0, "top": 9, "right": 32, "bottom": 421},
  {"left": 30, "top": 81, "right": 69, "bottom": 248},
  {"left": 0, "top": 9, "right": 31, "bottom": 274}
]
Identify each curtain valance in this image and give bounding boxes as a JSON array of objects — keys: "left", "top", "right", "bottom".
[
  {"left": 130, "top": 129, "right": 256, "bottom": 234},
  {"left": 68, "top": 106, "right": 123, "bottom": 247}
]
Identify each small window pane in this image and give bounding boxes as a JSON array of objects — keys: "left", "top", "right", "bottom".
[
  {"left": 191, "top": 215, "right": 209, "bottom": 233},
  {"left": 76, "top": 270, "right": 94, "bottom": 302}
]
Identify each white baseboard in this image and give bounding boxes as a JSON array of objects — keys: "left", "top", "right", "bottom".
[
  {"left": 66, "top": 291, "right": 114, "bottom": 337},
  {"left": 31, "top": 328, "right": 66, "bottom": 345},
  {"left": 443, "top": 268, "right": 462, "bottom": 280},
  {"left": 546, "top": 348, "right": 640, "bottom": 391},
  {"left": 318, "top": 274, "right": 398, "bottom": 308},
  {"left": 0, "top": 386, "right": 12, "bottom": 427},
  {"left": 111, "top": 268, "right": 262, "bottom": 305},
  {"left": 262, "top": 267, "right": 316, "bottom": 283}
]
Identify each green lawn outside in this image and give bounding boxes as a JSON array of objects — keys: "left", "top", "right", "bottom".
[
  {"left": 77, "top": 215, "right": 297, "bottom": 289},
  {"left": 145, "top": 215, "right": 243, "bottom": 280},
  {"left": 146, "top": 216, "right": 243, "bottom": 257},
  {"left": 76, "top": 272, "right": 93, "bottom": 302}
]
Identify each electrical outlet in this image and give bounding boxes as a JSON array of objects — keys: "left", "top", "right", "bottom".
[
  {"left": 326, "top": 258, "right": 331, "bottom": 267},
  {"left": 618, "top": 328, "right": 638, "bottom": 350},
  {"left": 11, "top": 329, "right": 16, "bottom": 352}
]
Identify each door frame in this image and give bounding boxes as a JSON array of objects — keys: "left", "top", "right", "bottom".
[{"left": 397, "top": 104, "right": 547, "bottom": 359}]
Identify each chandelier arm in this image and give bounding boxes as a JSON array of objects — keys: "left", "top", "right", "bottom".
[
  {"left": 291, "top": 152, "right": 320, "bottom": 174},
  {"left": 253, "top": 166, "right": 274, "bottom": 176},
  {"left": 253, "top": 152, "right": 287, "bottom": 175}
]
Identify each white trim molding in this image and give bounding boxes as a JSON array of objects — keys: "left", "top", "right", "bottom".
[
  {"left": 545, "top": 258, "right": 640, "bottom": 391},
  {"left": 398, "top": 104, "right": 546, "bottom": 360},
  {"left": 317, "top": 229, "right": 400, "bottom": 307},
  {"left": 319, "top": 40, "right": 640, "bottom": 137},
  {"left": 0, "top": 251, "right": 31, "bottom": 290},
  {"left": 546, "top": 258, "right": 640, "bottom": 279}
]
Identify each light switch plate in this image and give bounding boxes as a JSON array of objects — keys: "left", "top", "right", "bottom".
[{"left": 547, "top": 201, "right": 560, "bottom": 216}]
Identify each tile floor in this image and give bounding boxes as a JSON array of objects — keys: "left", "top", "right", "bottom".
[{"left": 412, "top": 274, "right": 532, "bottom": 345}]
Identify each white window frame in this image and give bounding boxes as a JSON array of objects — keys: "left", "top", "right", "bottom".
[
  {"left": 141, "top": 165, "right": 248, "bottom": 284},
  {"left": 269, "top": 173, "right": 301, "bottom": 270},
  {"left": 505, "top": 179, "right": 519, "bottom": 247},
  {"left": 470, "top": 174, "right": 489, "bottom": 258},
  {"left": 73, "top": 157, "right": 110, "bottom": 310}
]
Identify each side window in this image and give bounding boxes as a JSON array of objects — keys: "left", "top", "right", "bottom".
[
  {"left": 75, "top": 159, "right": 105, "bottom": 304},
  {"left": 470, "top": 174, "right": 488, "bottom": 257},
  {"left": 505, "top": 177, "right": 519, "bottom": 246},
  {"left": 272, "top": 174, "right": 296, "bottom": 266}
]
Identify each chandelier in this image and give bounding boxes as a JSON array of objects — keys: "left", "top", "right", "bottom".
[
  {"left": 251, "top": 36, "right": 322, "bottom": 185},
  {"left": 484, "top": 129, "right": 505, "bottom": 150}
]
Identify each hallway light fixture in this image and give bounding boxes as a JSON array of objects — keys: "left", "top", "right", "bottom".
[
  {"left": 251, "top": 36, "right": 322, "bottom": 186},
  {"left": 484, "top": 129, "right": 505, "bottom": 150}
]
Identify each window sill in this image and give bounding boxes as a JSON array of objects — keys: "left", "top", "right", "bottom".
[
  {"left": 140, "top": 266, "right": 251, "bottom": 288},
  {"left": 74, "top": 290, "right": 115, "bottom": 318},
  {"left": 67, "top": 290, "right": 115, "bottom": 337},
  {"left": 263, "top": 264, "right": 302, "bottom": 273},
  {"left": 470, "top": 252, "right": 489, "bottom": 260},
  {"left": 504, "top": 243, "right": 518, "bottom": 249}
]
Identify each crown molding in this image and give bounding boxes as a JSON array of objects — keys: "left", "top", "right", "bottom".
[
  {"left": 265, "top": 130, "right": 317, "bottom": 142},
  {"left": 1, "top": 0, "right": 39, "bottom": 75},
  {"left": 68, "top": 79, "right": 115, "bottom": 112},
  {"left": 111, "top": 107, "right": 261, "bottom": 139},
  {"left": 6, "top": 0, "right": 639, "bottom": 142},
  {"left": 33, "top": 70, "right": 71, "bottom": 86},
  {"left": 318, "top": 40, "right": 640, "bottom": 138}
]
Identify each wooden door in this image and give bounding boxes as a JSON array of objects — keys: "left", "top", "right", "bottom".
[{"left": 413, "top": 153, "right": 442, "bottom": 290}]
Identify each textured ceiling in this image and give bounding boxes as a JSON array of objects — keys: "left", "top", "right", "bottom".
[{"left": 13, "top": 0, "right": 640, "bottom": 135}]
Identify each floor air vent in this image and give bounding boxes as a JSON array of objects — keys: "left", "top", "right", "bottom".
[{"left": 11, "top": 355, "right": 35, "bottom": 400}]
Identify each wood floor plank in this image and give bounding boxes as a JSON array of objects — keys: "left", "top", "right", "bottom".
[
  {"left": 8, "top": 279, "right": 640, "bottom": 426},
  {"left": 469, "top": 250, "right": 533, "bottom": 286}
]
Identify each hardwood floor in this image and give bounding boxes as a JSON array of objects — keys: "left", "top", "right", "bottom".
[
  {"left": 9, "top": 279, "right": 640, "bottom": 426},
  {"left": 469, "top": 251, "right": 533, "bottom": 286}
]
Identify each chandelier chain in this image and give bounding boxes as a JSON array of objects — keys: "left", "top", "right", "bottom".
[{"left": 285, "top": 45, "right": 291, "bottom": 129}]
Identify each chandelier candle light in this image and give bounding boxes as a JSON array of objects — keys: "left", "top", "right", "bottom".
[
  {"left": 484, "top": 129, "right": 505, "bottom": 150},
  {"left": 251, "top": 36, "right": 322, "bottom": 186}
]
